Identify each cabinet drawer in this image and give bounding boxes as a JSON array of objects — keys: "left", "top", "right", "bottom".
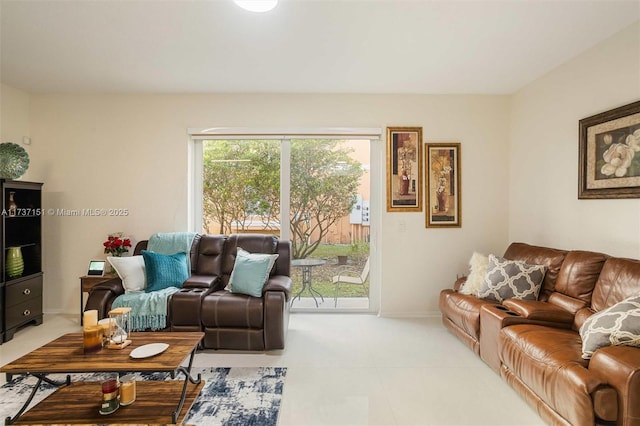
[
  {"left": 6, "top": 297, "right": 42, "bottom": 329},
  {"left": 6, "top": 275, "right": 42, "bottom": 307}
]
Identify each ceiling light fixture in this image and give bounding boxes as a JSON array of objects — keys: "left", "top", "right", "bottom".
[{"left": 233, "top": 0, "right": 278, "bottom": 13}]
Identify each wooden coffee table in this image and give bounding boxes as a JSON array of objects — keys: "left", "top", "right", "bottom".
[{"left": 0, "top": 331, "right": 204, "bottom": 425}]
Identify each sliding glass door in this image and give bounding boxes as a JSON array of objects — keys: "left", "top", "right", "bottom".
[
  {"left": 194, "top": 132, "right": 376, "bottom": 312},
  {"left": 288, "top": 139, "right": 370, "bottom": 310}
]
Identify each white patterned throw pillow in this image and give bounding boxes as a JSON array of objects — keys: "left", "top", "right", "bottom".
[
  {"left": 579, "top": 295, "right": 640, "bottom": 359},
  {"left": 477, "top": 254, "right": 546, "bottom": 303}
]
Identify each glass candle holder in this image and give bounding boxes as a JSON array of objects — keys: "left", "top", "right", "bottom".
[
  {"left": 83, "top": 325, "right": 104, "bottom": 354},
  {"left": 99, "top": 376, "right": 120, "bottom": 415},
  {"left": 119, "top": 374, "right": 136, "bottom": 406}
]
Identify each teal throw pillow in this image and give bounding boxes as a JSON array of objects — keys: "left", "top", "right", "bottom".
[
  {"left": 142, "top": 250, "right": 189, "bottom": 292},
  {"left": 228, "top": 247, "right": 279, "bottom": 297}
]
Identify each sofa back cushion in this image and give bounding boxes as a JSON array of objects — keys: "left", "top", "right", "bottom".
[
  {"left": 574, "top": 257, "right": 640, "bottom": 330},
  {"left": 592, "top": 258, "right": 640, "bottom": 311},
  {"left": 195, "top": 234, "right": 227, "bottom": 276},
  {"left": 554, "top": 251, "right": 608, "bottom": 302},
  {"left": 502, "top": 242, "right": 567, "bottom": 301},
  {"left": 546, "top": 250, "right": 608, "bottom": 323}
]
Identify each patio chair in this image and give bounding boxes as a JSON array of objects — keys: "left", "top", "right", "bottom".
[{"left": 332, "top": 257, "right": 370, "bottom": 307}]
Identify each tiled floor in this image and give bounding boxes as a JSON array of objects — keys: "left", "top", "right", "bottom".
[{"left": 0, "top": 313, "right": 544, "bottom": 425}]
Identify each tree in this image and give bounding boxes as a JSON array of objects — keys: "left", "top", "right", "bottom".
[
  {"left": 202, "top": 140, "right": 279, "bottom": 234},
  {"left": 202, "top": 139, "right": 363, "bottom": 258},
  {"left": 289, "top": 139, "right": 362, "bottom": 258}
]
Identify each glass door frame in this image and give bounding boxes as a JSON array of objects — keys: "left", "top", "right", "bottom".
[{"left": 189, "top": 127, "right": 382, "bottom": 314}]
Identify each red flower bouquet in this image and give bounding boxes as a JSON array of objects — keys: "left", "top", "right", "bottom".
[{"left": 103, "top": 233, "right": 132, "bottom": 257}]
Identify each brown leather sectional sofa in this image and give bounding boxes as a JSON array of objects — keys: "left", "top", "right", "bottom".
[
  {"left": 440, "top": 242, "right": 640, "bottom": 426},
  {"left": 85, "top": 233, "right": 291, "bottom": 351}
]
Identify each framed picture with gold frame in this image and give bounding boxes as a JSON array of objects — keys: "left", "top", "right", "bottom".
[
  {"left": 425, "top": 143, "right": 461, "bottom": 228},
  {"left": 386, "top": 127, "right": 423, "bottom": 212},
  {"left": 578, "top": 100, "right": 640, "bottom": 199}
]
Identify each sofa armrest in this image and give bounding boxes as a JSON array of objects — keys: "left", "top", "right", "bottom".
[
  {"left": 502, "top": 299, "right": 574, "bottom": 325},
  {"left": 84, "top": 277, "right": 124, "bottom": 320},
  {"left": 590, "top": 346, "right": 640, "bottom": 425},
  {"left": 183, "top": 274, "right": 219, "bottom": 289},
  {"left": 91, "top": 277, "right": 124, "bottom": 293},
  {"left": 263, "top": 275, "right": 292, "bottom": 300}
]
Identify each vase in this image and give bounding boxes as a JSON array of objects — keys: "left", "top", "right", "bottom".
[
  {"left": 399, "top": 171, "right": 410, "bottom": 195},
  {"left": 8, "top": 191, "right": 17, "bottom": 217},
  {"left": 6, "top": 246, "right": 24, "bottom": 278},
  {"left": 437, "top": 191, "right": 446, "bottom": 212}
]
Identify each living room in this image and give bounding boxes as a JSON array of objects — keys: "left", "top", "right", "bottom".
[{"left": 0, "top": 1, "right": 639, "bottom": 425}]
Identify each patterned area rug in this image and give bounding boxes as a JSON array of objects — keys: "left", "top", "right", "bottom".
[{"left": 0, "top": 367, "right": 286, "bottom": 426}]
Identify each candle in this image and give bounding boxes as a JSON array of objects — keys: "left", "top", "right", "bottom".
[
  {"left": 83, "top": 310, "right": 98, "bottom": 327},
  {"left": 100, "top": 377, "right": 120, "bottom": 414},
  {"left": 119, "top": 374, "right": 136, "bottom": 406},
  {"left": 83, "top": 325, "right": 103, "bottom": 354}
]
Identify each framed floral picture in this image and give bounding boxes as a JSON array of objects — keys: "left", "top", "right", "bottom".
[
  {"left": 425, "top": 143, "right": 461, "bottom": 228},
  {"left": 386, "top": 127, "right": 423, "bottom": 212},
  {"left": 579, "top": 100, "right": 640, "bottom": 199}
]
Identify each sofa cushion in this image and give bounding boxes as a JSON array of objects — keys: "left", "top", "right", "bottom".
[
  {"left": 579, "top": 294, "right": 640, "bottom": 359},
  {"left": 553, "top": 250, "right": 607, "bottom": 304},
  {"left": 202, "top": 291, "right": 264, "bottom": 328},
  {"left": 477, "top": 254, "right": 546, "bottom": 302},
  {"left": 500, "top": 325, "right": 603, "bottom": 426},
  {"left": 142, "top": 250, "right": 189, "bottom": 292},
  {"left": 107, "top": 255, "right": 146, "bottom": 292},
  {"left": 460, "top": 252, "right": 489, "bottom": 295},
  {"left": 195, "top": 234, "right": 226, "bottom": 276},
  {"left": 226, "top": 248, "right": 278, "bottom": 297},
  {"left": 591, "top": 258, "right": 640, "bottom": 313}
]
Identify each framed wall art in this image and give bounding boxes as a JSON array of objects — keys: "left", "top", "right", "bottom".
[
  {"left": 579, "top": 100, "right": 640, "bottom": 199},
  {"left": 386, "top": 127, "right": 423, "bottom": 212},
  {"left": 425, "top": 143, "right": 461, "bottom": 228}
]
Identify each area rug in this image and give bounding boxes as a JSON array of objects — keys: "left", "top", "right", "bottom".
[{"left": 0, "top": 367, "right": 286, "bottom": 426}]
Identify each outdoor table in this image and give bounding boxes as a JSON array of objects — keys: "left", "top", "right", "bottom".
[{"left": 291, "top": 258, "right": 326, "bottom": 307}]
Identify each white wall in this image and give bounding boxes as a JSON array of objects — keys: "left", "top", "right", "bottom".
[
  {"left": 23, "top": 93, "right": 511, "bottom": 316},
  {"left": 0, "top": 84, "right": 35, "bottom": 181},
  {"left": 509, "top": 22, "right": 640, "bottom": 258}
]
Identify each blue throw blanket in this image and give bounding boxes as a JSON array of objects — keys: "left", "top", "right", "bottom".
[
  {"left": 148, "top": 232, "right": 196, "bottom": 271},
  {"left": 111, "top": 287, "right": 180, "bottom": 331}
]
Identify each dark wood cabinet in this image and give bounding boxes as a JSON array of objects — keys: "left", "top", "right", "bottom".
[{"left": 1, "top": 180, "right": 43, "bottom": 342}]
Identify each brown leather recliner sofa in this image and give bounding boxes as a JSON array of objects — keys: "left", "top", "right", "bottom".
[
  {"left": 440, "top": 242, "right": 640, "bottom": 426},
  {"left": 85, "top": 233, "right": 292, "bottom": 351}
]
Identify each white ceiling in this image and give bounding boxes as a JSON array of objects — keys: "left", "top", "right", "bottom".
[{"left": 1, "top": 0, "right": 639, "bottom": 94}]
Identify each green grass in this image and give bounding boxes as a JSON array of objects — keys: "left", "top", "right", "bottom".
[{"left": 290, "top": 243, "right": 369, "bottom": 299}]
